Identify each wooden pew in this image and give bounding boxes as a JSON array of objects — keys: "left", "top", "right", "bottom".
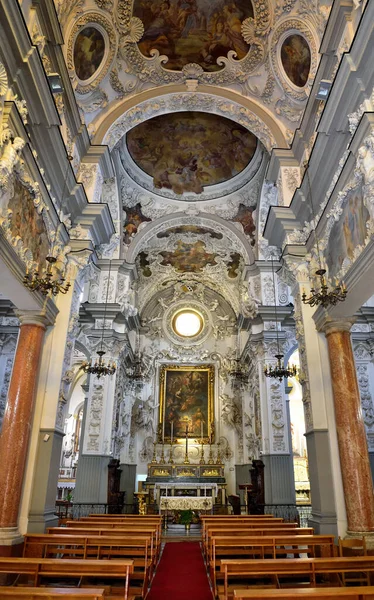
[
  {"left": 202, "top": 519, "right": 287, "bottom": 546},
  {"left": 219, "top": 557, "right": 374, "bottom": 600},
  {"left": 203, "top": 522, "right": 302, "bottom": 554},
  {"left": 212, "top": 536, "right": 335, "bottom": 597},
  {"left": 204, "top": 528, "right": 315, "bottom": 562},
  {"left": 24, "top": 534, "right": 152, "bottom": 596},
  {"left": 53, "top": 524, "right": 161, "bottom": 559},
  {"left": 0, "top": 558, "right": 133, "bottom": 600},
  {"left": 0, "top": 588, "right": 105, "bottom": 599},
  {"left": 233, "top": 587, "right": 374, "bottom": 599}
]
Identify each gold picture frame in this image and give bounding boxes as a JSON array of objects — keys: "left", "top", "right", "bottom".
[{"left": 159, "top": 364, "right": 214, "bottom": 443}]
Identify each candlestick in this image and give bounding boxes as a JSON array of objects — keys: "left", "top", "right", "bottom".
[
  {"left": 159, "top": 443, "right": 165, "bottom": 464},
  {"left": 199, "top": 438, "right": 205, "bottom": 464},
  {"left": 208, "top": 440, "right": 214, "bottom": 464},
  {"left": 184, "top": 423, "right": 190, "bottom": 464},
  {"left": 151, "top": 439, "right": 158, "bottom": 464}
]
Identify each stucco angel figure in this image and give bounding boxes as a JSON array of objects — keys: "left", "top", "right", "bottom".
[
  {"left": 0, "top": 136, "right": 25, "bottom": 192},
  {"left": 221, "top": 393, "right": 243, "bottom": 433},
  {"left": 240, "top": 282, "right": 260, "bottom": 319}
]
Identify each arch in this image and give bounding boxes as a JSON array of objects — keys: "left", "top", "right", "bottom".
[
  {"left": 125, "top": 212, "right": 256, "bottom": 265},
  {"left": 92, "top": 85, "right": 288, "bottom": 151}
]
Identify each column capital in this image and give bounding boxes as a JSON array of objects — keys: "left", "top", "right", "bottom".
[
  {"left": 14, "top": 310, "right": 50, "bottom": 329},
  {"left": 316, "top": 315, "right": 356, "bottom": 336}
]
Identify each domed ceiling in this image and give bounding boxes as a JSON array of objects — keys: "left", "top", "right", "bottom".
[
  {"left": 133, "top": 0, "right": 254, "bottom": 72},
  {"left": 125, "top": 111, "right": 257, "bottom": 195}
]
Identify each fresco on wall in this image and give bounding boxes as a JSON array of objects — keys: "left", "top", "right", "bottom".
[
  {"left": 157, "top": 225, "right": 223, "bottom": 239},
  {"left": 137, "top": 252, "right": 152, "bottom": 277},
  {"left": 123, "top": 203, "right": 152, "bottom": 245},
  {"left": 325, "top": 187, "right": 369, "bottom": 279},
  {"left": 74, "top": 27, "right": 105, "bottom": 81},
  {"left": 133, "top": 0, "right": 253, "bottom": 71},
  {"left": 232, "top": 204, "right": 256, "bottom": 244},
  {"left": 126, "top": 112, "right": 257, "bottom": 195},
  {"left": 280, "top": 34, "right": 311, "bottom": 88},
  {"left": 9, "top": 179, "right": 50, "bottom": 267},
  {"left": 227, "top": 252, "right": 242, "bottom": 278},
  {"left": 159, "top": 240, "right": 218, "bottom": 272}
]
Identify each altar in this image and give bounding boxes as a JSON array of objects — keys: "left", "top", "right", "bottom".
[
  {"left": 160, "top": 495, "right": 213, "bottom": 511},
  {"left": 144, "top": 461, "right": 226, "bottom": 507}
]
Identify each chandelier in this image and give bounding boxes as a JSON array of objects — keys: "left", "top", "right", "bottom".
[
  {"left": 302, "top": 164, "right": 347, "bottom": 308},
  {"left": 126, "top": 331, "right": 146, "bottom": 385},
  {"left": 23, "top": 154, "right": 74, "bottom": 297},
  {"left": 230, "top": 329, "right": 248, "bottom": 384},
  {"left": 23, "top": 256, "right": 71, "bottom": 296},
  {"left": 264, "top": 259, "right": 298, "bottom": 382},
  {"left": 81, "top": 261, "right": 116, "bottom": 378}
]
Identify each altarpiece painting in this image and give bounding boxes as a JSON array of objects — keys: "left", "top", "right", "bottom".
[{"left": 159, "top": 364, "right": 214, "bottom": 442}]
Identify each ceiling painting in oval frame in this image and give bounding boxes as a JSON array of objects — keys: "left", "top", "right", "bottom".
[
  {"left": 280, "top": 34, "right": 311, "bottom": 88},
  {"left": 73, "top": 26, "right": 105, "bottom": 81},
  {"left": 133, "top": 0, "right": 254, "bottom": 72},
  {"left": 125, "top": 111, "right": 257, "bottom": 196}
]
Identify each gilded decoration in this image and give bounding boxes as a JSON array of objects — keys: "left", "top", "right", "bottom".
[
  {"left": 270, "top": 19, "right": 317, "bottom": 102},
  {"left": 159, "top": 364, "right": 214, "bottom": 441},
  {"left": 133, "top": 0, "right": 254, "bottom": 72},
  {"left": 125, "top": 112, "right": 257, "bottom": 195},
  {"left": 67, "top": 12, "right": 117, "bottom": 94}
]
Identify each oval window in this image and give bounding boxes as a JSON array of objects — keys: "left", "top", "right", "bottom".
[
  {"left": 74, "top": 26, "right": 105, "bottom": 81},
  {"left": 172, "top": 309, "right": 204, "bottom": 338},
  {"left": 281, "top": 34, "right": 311, "bottom": 88}
]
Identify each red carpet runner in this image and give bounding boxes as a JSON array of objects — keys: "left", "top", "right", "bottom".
[{"left": 147, "top": 541, "right": 213, "bottom": 600}]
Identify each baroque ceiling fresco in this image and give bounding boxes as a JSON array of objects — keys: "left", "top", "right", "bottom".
[
  {"left": 57, "top": 0, "right": 331, "bottom": 322},
  {"left": 125, "top": 112, "right": 257, "bottom": 195},
  {"left": 133, "top": 0, "right": 254, "bottom": 71}
]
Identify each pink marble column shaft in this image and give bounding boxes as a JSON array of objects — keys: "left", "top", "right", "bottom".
[
  {"left": 325, "top": 321, "right": 374, "bottom": 532},
  {"left": 0, "top": 316, "right": 46, "bottom": 528}
]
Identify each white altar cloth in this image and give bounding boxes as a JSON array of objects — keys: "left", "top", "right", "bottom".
[{"left": 160, "top": 496, "right": 213, "bottom": 511}]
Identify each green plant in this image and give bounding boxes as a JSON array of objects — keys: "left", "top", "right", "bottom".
[
  {"left": 66, "top": 492, "right": 73, "bottom": 502},
  {"left": 179, "top": 509, "right": 193, "bottom": 525}
]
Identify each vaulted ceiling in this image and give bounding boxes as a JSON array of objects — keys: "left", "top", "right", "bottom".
[{"left": 55, "top": 0, "right": 332, "bottom": 316}]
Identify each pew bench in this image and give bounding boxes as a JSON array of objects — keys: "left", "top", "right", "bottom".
[
  {"left": 48, "top": 526, "right": 160, "bottom": 561},
  {"left": 218, "top": 557, "right": 374, "bottom": 600},
  {"left": 0, "top": 558, "right": 133, "bottom": 600},
  {"left": 65, "top": 521, "right": 161, "bottom": 555},
  {"left": 233, "top": 586, "right": 374, "bottom": 599},
  {"left": 24, "top": 534, "right": 152, "bottom": 596},
  {"left": 0, "top": 588, "right": 105, "bottom": 599},
  {"left": 204, "top": 528, "right": 314, "bottom": 560},
  {"left": 212, "top": 537, "right": 335, "bottom": 597}
]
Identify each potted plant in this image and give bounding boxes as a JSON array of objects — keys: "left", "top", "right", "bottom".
[{"left": 179, "top": 509, "right": 193, "bottom": 531}]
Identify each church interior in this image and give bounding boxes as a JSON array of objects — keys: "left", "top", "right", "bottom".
[{"left": 0, "top": 0, "right": 374, "bottom": 597}]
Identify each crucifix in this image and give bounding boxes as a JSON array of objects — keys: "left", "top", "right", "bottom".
[{"left": 183, "top": 423, "right": 190, "bottom": 464}]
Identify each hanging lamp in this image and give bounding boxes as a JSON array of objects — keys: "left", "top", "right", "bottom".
[
  {"left": 301, "top": 164, "right": 347, "bottom": 308},
  {"left": 81, "top": 261, "right": 116, "bottom": 378},
  {"left": 264, "top": 260, "right": 298, "bottom": 382},
  {"left": 23, "top": 155, "right": 73, "bottom": 296}
]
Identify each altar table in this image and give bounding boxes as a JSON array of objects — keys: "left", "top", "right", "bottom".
[{"left": 160, "top": 495, "right": 213, "bottom": 511}]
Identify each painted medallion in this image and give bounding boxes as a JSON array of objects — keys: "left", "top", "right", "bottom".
[
  {"left": 74, "top": 26, "right": 105, "bottom": 81},
  {"left": 280, "top": 34, "right": 311, "bottom": 88}
]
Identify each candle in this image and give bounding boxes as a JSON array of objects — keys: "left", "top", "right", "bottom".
[
  {"left": 162, "top": 421, "right": 164, "bottom": 444},
  {"left": 201, "top": 421, "right": 203, "bottom": 441},
  {"left": 171, "top": 421, "right": 173, "bottom": 445}
]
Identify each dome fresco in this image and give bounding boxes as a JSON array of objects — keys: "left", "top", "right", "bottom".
[{"left": 125, "top": 111, "right": 257, "bottom": 195}]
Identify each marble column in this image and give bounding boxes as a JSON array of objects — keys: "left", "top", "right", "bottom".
[
  {"left": 323, "top": 319, "right": 374, "bottom": 533},
  {"left": 0, "top": 312, "right": 47, "bottom": 536}
]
